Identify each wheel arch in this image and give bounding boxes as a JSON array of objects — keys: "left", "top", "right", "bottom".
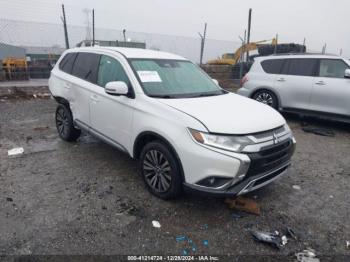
[
  {"left": 53, "top": 96, "right": 70, "bottom": 107},
  {"left": 133, "top": 131, "right": 185, "bottom": 182}
]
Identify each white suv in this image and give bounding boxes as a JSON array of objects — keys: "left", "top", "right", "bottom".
[
  {"left": 238, "top": 54, "right": 350, "bottom": 122},
  {"left": 49, "top": 47, "right": 295, "bottom": 199}
]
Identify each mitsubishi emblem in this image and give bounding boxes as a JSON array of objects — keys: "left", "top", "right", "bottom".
[{"left": 273, "top": 133, "right": 280, "bottom": 144}]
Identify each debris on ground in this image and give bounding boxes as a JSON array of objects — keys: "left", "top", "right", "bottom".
[
  {"left": 6, "top": 197, "right": 13, "bottom": 202},
  {"left": 202, "top": 240, "right": 209, "bottom": 246},
  {"left": 346, "top": 241, "right": 350, "bottom": 249},
  {"left": 182, "top": 249, "right": 189, "bottom": 255},
  {"left": 225, "top": 197, "right": 260, "bottom": 215},
  {"left": 295, "top": 248, "right": 320, "bottom": 262},
  {"left": 250, "top": 230, "right": 287, "bottom": 249},
  {"left": 33, "top": 126, "right": 49, "bottom": 131},
  {"left": 202, "top": 224, "right": 208, "bottom": 230},
  {"left": 8, "top": 147, "right": 24, "bottom": 156},
  {"left": 176, "top": 236, "right": 187, "bottom": 242},
  {"left": 302, "top": 126, "right": 335, "bottom": 137},
  {"left": 152, "top": 220, "right": 161, "bottom": 228},
  {"left": 232, "top": 210, "right": 246, "bottom": 220},
  {"left": 293, "top": 185, "right": 301, "bottom": 190},
  {"left": 286, "top": 227, "right": 297, "bottom": 240}
]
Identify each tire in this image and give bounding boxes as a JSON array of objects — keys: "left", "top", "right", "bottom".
[
  {"left": 55, "top": 104, "right": 81, "bottom": 141},
  {"left": 139, "top": 141, "right": 182, "bottom": 200},
  {"left": 252, "top": 90, "right": 278, "bottom": 110}
]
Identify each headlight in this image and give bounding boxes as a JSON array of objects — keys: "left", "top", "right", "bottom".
[{"left": 188, "top": 128, "right": 253, "bottom": 152}]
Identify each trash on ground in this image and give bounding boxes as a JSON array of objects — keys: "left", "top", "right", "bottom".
[
  {"left": 182, "top": 249, "right": 189, "bottom": 255},
  {"left": 176, "top": 236, "right": 187, "bottom": 242},
  {"left": 6, "top": 197, "right": 13, "bottom": 202},
  {"left": 8, "top": 147, "right": 24, "bottom": 156},
  {"left": 152, "top": 220, "right": 161, "bottom": 228},
  {"left": 346, "top": 241, "right": 350, "bottom": 249},
  {"left": 295, "top": 248, "right": 320, "bottom": 262},
  {"left": 250, "top": 230, "right": 284, "bottom": 249},
  {"left": 232, "top": 210, "right": 247, "bottom": 220},
  {"left": 33, "top": 126, "right": 49, "bottom": 131},
  {"left": 292, "top": 185, "right": 301, "bottom": 190},
  {"left": 302, "top": 126, "right": 335, "bottom": 137},
  {"left": 202, "top": 224, "right": 208, "bottom": 230},
  {"left": 225, "top": 196, "right": 260, "bottom": 215},
  {"left": 281, "top": 235, "right": 288, "bottom": 246},
  {"left": 203, "top": 240, "right": 209, "bottom": 246},
  {"left": 286, "top": 227, "right": 297, "bottom": 240}
]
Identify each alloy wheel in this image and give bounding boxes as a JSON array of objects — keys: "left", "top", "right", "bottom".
[
  {"left": 255, "top": 92, "right": 274, "bottom": 106},
  {"left": 56, "top": 107, "right": 69, "bottom": 137},
  {"left": 143, "top": 150, "right": 172, "bottom": 193}
]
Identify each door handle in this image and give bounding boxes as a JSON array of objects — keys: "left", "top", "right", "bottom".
[
  {"left": 315, "top": 81, "right": 326, "bottom": 85},
  {"left": 90, "top": 94, "right": 99, "bottom": 102},
  {"left": 277, "top": 78, "right": 286, "bottom": 82}
]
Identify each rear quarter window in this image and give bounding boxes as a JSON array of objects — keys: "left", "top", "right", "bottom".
[
  {"left": 282, "top": 58, "right": 318, "bottom": 76},
  {"left": 59, "top": 53, "right": 77, "bottom": 74},
  {"left": 261, "top": 59, "right": 284, "bottom": 74}
]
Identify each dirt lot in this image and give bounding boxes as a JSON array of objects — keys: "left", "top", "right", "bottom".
[{"left": 1, "top": 97, "right": 350, "bottom": 260}]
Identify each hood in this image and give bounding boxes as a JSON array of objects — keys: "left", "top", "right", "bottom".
[{"left": 158, "top": 93, "right": 286, "bottom": 134}]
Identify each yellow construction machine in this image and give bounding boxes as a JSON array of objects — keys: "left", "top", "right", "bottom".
[
  {"left": 2, "top": 57, "right": 29, "bottom": 80},
  {"left": 207, "top": 38, "right": 277, "bottom": 65}
]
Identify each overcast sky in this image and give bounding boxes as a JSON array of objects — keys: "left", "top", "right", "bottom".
[{"left": 0, "top": 0, "right": 349, "bottom": 57}]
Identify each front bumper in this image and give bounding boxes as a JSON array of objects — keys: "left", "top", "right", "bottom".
[{"left": 184, "top": 136, "right": 296, "bottom": 197}]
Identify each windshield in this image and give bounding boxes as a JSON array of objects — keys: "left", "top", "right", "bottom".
[{"left": 130, "top": 59, "right": 226, "bottom": 98}]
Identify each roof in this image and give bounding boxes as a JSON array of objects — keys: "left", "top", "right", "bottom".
[
  {"left": 0, "top": 42, "right": 26, "bottom": 60},
  {"left": 23, "top": 46, "right": 65, "bottom": 55},
  {"left": 255, "top": 53, "right": 342, "bottom": 61},
  {"left": 67, "top": 46, "right": 188, "bottom": 60}
]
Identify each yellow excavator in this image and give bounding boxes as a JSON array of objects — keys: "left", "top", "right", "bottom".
[{"left": 207, "top": 38, "right": 277, "bottom": 65}]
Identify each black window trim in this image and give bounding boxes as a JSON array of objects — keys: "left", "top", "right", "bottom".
[
  {"left": 59, "top": 50, "right": 135, "bottom": 99},
  {"left": 59, "top": 52, "right": 78, "bottom": 74},
  {"left": 315, "top": 58, "right": 350, "bottom": 79}
]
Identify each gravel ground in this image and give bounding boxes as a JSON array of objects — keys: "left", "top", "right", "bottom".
[{"left": 0, "top": 98, "right": 350, "bottom": 260}]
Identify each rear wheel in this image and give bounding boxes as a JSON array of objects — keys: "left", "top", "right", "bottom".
[
  {"left": 252, "top": 90, "right": 278, "bottom": 109},
  {"left": 140, "top": 141, "right": 182, "bottom": 199},
  {"left": 55, "top": 104, "right": 81, "bottom": 141}
]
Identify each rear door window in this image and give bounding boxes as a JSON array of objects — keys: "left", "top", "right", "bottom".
[
  {"left": 318, "top": 59, "right": 349, "bottom": 78},
  {"left": 71, "top": 52, "right": 101, "bottom": 83},
  {"left": 282, "top": 58, "right": 317, "bottom": 76},
  {"left": 261, "top": 59, "right": 285, "bottom": 74},
  {"left": 59, "top": 53, "right": 77, "bottom": 74},
  {"left": 97, "top": 55, "right": 130, "bottom": 88}
]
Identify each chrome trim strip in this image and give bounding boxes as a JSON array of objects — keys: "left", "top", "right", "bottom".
[{"left": 237, "top": 162, "right": 291, "bottom": 195}]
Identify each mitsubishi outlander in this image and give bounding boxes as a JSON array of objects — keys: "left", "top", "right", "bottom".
[{"left": 49, "top": 47, "right": 296, "bottom": 199}]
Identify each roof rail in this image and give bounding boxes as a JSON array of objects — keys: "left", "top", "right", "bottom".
[{"left": 269, "top": 52, "right": 338, "bottom": 56}]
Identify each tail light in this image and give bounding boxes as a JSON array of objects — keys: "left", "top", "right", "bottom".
[{"left": 240, "top": 74, "right": 249, "bottom": 86}]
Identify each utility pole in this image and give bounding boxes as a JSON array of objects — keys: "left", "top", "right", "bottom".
[
  {"left": 340, "top": 48, "right": 343, "bottom": 56},
  {"left": 198, "top": 22, "right": 207, "bottom": 66},
  {"left": 274, "top": 34, "right": 278, "bottom": 54},
  {"left": 123, "top": 29, "right": 126, "bottom": 42},
  {"left": 61, "top": 4, "right": 69, "bottom": 49},
  {"left": 322, "top": 43, "right": 327, "bottom": 54},
  {"left": 246, "top": 8, "right": 252, "bottom": 61},
  {"left": 83, "top": 8, "right": 92, "bottom": 41},
  {"left": 239, "top": 30, "right": 246, "bottom": 80},
  {"left": 92, "top": 9, "right": 95, "bottom": 46}
]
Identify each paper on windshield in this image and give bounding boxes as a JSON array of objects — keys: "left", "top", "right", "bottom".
[{"left": 137, "top": 71, "right": 162, "bottom": 82}]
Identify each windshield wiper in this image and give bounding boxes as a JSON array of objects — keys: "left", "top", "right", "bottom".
[{"left": 148, "top": 94, "right": 174, "bottom": 99}]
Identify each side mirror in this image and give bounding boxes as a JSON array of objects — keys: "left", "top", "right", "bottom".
[
  {"left": 212, "top": 79, "right": 219, "bottom": 85},
  {"left": 345, "top": 69, "right": 350, "bottom": 79},
  {"left": 105, "top": 81, "right": 128, "bottom": 96}
]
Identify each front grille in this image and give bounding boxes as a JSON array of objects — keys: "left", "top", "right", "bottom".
[{"left": 246, "top": 139, "right": 294, "bottom": 177}]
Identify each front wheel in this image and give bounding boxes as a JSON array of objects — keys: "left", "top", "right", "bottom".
[
  {"left": 252, "top": 90, "right": 278, "bottom": 109},
  {"left": 55, "top": 104, "right": 81, "bottom": 142},
  {"left": 140, "top": 141, "right": 182, "bottom": 200}
]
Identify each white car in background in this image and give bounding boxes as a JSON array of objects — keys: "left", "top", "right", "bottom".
[
  {"left": 49, "top": 47, "right": 295, "bottom": 199},
  {"left": 238, "top": 54, "right": 350, "bottom": 123}
]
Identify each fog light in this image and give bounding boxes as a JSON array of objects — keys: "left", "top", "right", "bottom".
[{"left": 196, "top": 176, "right": 231, "bottom": 188}]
